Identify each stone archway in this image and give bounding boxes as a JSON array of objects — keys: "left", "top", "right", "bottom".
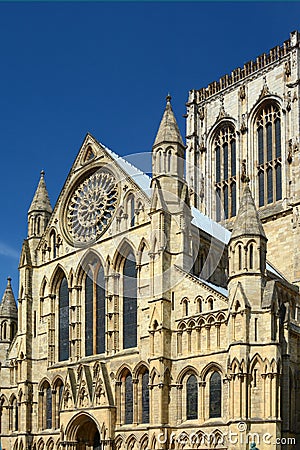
[{"left": 65, "top": 413, "right": 102, "bottom": 450}]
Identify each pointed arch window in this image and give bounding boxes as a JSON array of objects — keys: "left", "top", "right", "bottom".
[
  {"left": 123, "top": 252, "right": 137, "bottom": 349},
  {"left": 10, "top": 397, "right": 18, "bottom": 431},
  {"left": 125, "top": 373, "right": 133, "bottom": 424},
  {"left": 186, "top": 374, "right": 198, "bottom": 420},
  {"left": 59, "top": 277, "right": 69, "bottom": 361},
  {"left": 46, "top": 385, "right": 52, "bottom": 429},
  {"left": 209, "top": 371, "right": 222, "bottom": 418},
  {"left": 214, "top": 124, "right": 237, "bottom": 221},
  {"left": 142, "top": 370, "right": 150, "bottom": 423},
  {"left": 85, "top": 259, "right": 106, "bottom": 356},
  {"left": 256, "top": 102, "right": 282, "bottom": 206}
]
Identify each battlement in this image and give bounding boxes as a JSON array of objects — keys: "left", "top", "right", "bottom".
[{"left": 191, "top": 31, "right": 299, "bottom": 103}]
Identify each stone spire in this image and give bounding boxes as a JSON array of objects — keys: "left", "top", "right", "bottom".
[
  {"left": 28, "top": 170, "right": 52, "bottom": 214},
  {"left": 231, "top": 183, "right": 266, "bottom": 240},
  {"left": 0, "top": 277, "right": 17, "bottom": 319},
  {"left": 153, "top": 95, "right": 184, "bottom": 148}
]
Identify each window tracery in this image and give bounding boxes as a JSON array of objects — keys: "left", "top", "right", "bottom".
[
  {"left": 256, "top": 102, "right": 282, "bottom": 206},
  {"left": 214, "top": 124, "right": 237, "bottom": 220}
]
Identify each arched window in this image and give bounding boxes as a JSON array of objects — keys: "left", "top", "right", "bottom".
[
  {"left": 256, "top": 102, "right": 282, "bottom": 206},
  {"left": 186, "top": 374, "right": 198, "bottom": 420},
  {"left": 125, "top": 373, "right": 133, "bottom": 424},
  {"left": 167, "top": 149, "right": 172, "bottom": 173},
  {"left": 214, "top": 124, "right": 237, "bottom": 221},
  {"left": 142, "top": 371, "right": 149, "bottom": 423},
  {"left": 238, "top": 245, "right": 242, "bottom": 271},
  {"left": 2, "top": 322, "right": 7, "bottom": 340},
  {"left": 85, "top": 260, "right": 106, "bottom": 356},
  {"left": 249, "top": 243, "right": 254, "bottom": 269},
  {"left": 59, "top": 277, "right": 69, "bottom": 361},
  {"left": 46, "top": 385, "right": 52, "bottom": 429},
  {"left": 209, "top": 371, "right": 222, "bottom": 418},
  {"left": 208, "top": 298, "right": 213, "bottom": 311},
  {"left": 123, "top": 252, "right": 137, "bottom": 349},
  {"left": 10, "top": 397, "right": 18, "bottom": 431},
  {"left": 182, "top": 298, "right": 189, "bottom": 316}
]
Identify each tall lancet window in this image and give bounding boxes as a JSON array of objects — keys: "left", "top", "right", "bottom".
[
  {"left": 123, "top": 252, "right": 137, "bottom": 349},
  {"left": 85, "top": 258, "right": 106, "bottom": 356},
  {"left": 59, "top": 276, "right": 69, "bottom": 361},
  {"left": 214, "top": 124, "right": 236, "bottom": 221},
  {"left": 256, "top": 102, "right": 282, "bottom": 207}
]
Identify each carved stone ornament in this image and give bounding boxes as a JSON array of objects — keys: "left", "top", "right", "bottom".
[
  {"left": 285, "top": 60, "right": 291, "bottom": 77},
  {"left": 259, "top": 77, "right": 270, "bottom": 99},
  {"left": 239, "top": 85, "right": 246, "bottom": 100},
  {"left": 198, "top": 106, "right": 205, "bottom": 121},
  {"left": 66, "top": 169, "right": 119, "bottom": 245}
]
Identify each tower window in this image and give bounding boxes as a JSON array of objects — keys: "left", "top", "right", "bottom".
[
  {"left": 214, "top": 125, "right": 236, "bottom": 221},
  {"left": 256, "top": 102, "right": 282, "bottom": 206}
]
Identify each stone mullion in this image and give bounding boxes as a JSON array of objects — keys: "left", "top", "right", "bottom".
[
  {"left": 68, "top": 287, "right": 76, "bottom": 361},
  {"left": 215, "top": 323, "right": 220, "bottom": 349},
  {"left": 133, "top": 378, "right": 138, "bottom": 425},
  {"left": 73, "top": 286, "right": 82, "bottom": 360},
  {"left": 176, "top": 385, "right": 183, "bottom": 424},
  {"left": 113, "top": 273, "right": 120, "bottom": 353},
  {"left": 48, "top": 294, "right": 56, "bottom": 365},
  {"left": 199, "top": 381, "right": 205, "bottom": 421},
  {"left": 196, "top": 326, "right": 201, "bottom": 352},
  {"left": 187, "top": 329, "right": 191, "bottom": 353},
  {"left": 115, "top": 381, "right": 122, "bottom": 426}
]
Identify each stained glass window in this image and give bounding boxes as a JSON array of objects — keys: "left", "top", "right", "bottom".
[
  {"left": 214, "top": 125, "right": 236, "bottom": 221},
  {"left": 123, "top": 253, "right": 137, "bottom": 349},
  {"left": 85, "top": 261, "right": 106, "bottom": 356},
  {"left": 85, "top": 269, "right": 93, "bottom": 357},
  {"left": 142, "top": 371, "right": 149, "bottom": 423},
  {"left": 256, "top": 103, "right": 282, "bottom": 206},
  {"left": 186, "top": 375, "right": 198, "bottom": 420},
  {"left": 46, "top": 385, "right": 52, "bottom": 429},
  {"left": 209, "top": 372, "right": 221, "bottom": 418},
  {"left": 96, "top": 266, "right": 106, "bottom": 354},
  {"left": 59, "top": 277, "right": 69, "bottom": 361},
  {"left": 125, "top": 373, "right": 133, "bottom": 424}
]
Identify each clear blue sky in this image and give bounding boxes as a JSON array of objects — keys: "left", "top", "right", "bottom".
[{"left": 0, "top": 1, "right": 299, "bottom": 298}]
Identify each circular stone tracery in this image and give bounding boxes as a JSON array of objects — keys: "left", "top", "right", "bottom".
[{"left": 66, "top": 170, "right": 119, "bottom": 245}]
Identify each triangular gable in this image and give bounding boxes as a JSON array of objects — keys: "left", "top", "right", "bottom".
[
  {"left": 92, "top": 362, "right": 114, "bottom": 407},
  {"left": 76, "top": 364, "right": 93, "bottom": 408},
  {"left": 262, "top": 280, "right": 278, "bottom": 310},
  {"left": 36, "top": 133, "right": 152, "bottom": 251},
  {"left": 229, "top": 282, "right": 251, "bottom": 312},
  {"left": 61, "top": 368, "right": 76, "bottom": 410},
  {"left": 19, "top": 240, "right": 32, "bottom": 268}
]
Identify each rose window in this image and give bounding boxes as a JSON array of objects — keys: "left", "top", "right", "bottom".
[{"left": 66, "top": 170, "right": 119, "bottom": 244}]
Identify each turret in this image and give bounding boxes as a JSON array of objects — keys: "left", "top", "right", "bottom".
[
  {"left": 0, "top": 277, "right": 17, "bottom": 344},
  {"left": 28, "top": 170, "right": 52, "bottom": 239},
  {"left": 152, "top": 95, "right": 186, "bottom": 204},
  {"left": 228, "top": 182, "right": 267, "bottom": 307}
]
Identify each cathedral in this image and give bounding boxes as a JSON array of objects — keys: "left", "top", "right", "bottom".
[{"left": 0, "top": 30, "right": 299, "bottom": 450}]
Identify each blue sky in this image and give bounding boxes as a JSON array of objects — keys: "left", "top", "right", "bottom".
[{"left": 0, "top": 1, "right": 299, "bottom": 298}]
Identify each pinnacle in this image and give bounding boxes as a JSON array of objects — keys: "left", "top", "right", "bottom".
[
  {"left": 0, "top": 277, "right": 17, "bottom": 319},
  {"left": 153, "top": 95, "right": 184, "bottom": 148},
  {"left": 28, "top": 170, "right": 52, "bottom": 214},
  {"left": 231, "top": 183, "right": 267, "bottom": 240}
]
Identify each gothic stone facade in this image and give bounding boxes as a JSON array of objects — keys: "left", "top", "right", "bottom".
[{"left": 0, "top": 31, "right": 300, "bottom": 450}]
